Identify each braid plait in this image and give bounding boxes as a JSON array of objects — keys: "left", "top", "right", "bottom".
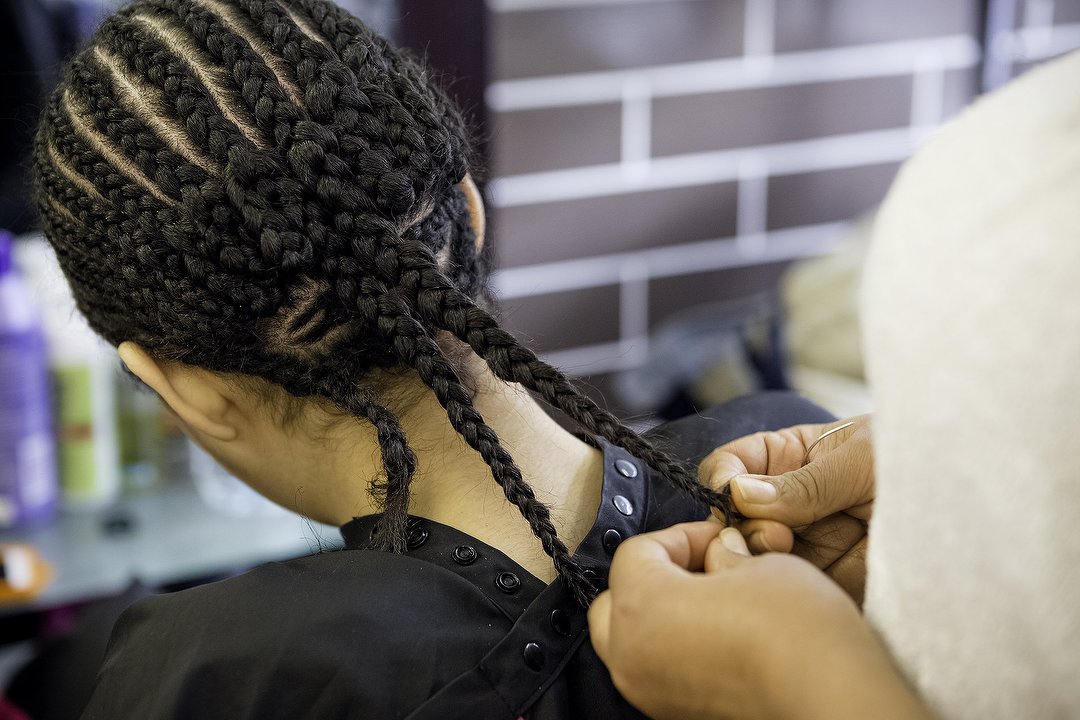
[
  {"left": 311, "top": 368, "right": 416, "bottom": 554},
  {"left": 361, "top": 288, "right": 595, "bottom": 605},
  {"left": 33, "top": 0, "right": 734, "bottom": 610},
  {"left": 398, "top": 248, "right": 735, "bottom": 522}
]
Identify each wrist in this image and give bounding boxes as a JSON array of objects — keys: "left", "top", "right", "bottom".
[{"left": 775, "top": 625, "right": 932, "bottom": 720}]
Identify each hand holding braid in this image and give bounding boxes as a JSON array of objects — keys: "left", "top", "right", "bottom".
[{"left": 33, "top": 0, "right": 734, "bottom": 606}]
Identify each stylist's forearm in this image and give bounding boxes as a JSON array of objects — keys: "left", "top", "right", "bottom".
[{"left": 788, "top": 635, "right": 934, "bottom": 720}]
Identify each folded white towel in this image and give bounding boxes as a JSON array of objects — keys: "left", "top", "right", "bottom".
[{"left": 862, "top": 51, "right": 1080, "bottom": 720}]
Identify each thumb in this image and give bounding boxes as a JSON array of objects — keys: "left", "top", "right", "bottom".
[
  {"left": 730, "top": 448, "right": 873, "bottom": 526},
  {"left": 705, "top": 528, "right": 751, "bottom": 572}
]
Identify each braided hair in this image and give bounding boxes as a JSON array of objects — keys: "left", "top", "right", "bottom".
[{"left": 33, "top": 0, "right": 733, "bottom": 605}]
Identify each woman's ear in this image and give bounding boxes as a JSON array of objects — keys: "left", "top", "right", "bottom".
[
  {"left": 118, "top": 342, "right": 238, "bottom": 442},
  {"left": 461, "top": 174, "right": 486, "bottom": 251}
]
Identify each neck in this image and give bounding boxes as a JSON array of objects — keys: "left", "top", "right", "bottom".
[{"left": 324, "top": 358, "right": 605, "bottom": 582}]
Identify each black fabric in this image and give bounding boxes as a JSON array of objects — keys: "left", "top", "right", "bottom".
[
  {"left": 80, "top": 392, "right": 833, "bottom": 719},
  {"left": 0, "top": 0, "right": 66, "bottom": 233},
  {"left": 5, "top": 583, "right": 153, "bottom": 720}
]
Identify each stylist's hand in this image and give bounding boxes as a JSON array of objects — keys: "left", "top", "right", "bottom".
[
  {"left": 588, "top": 522, "right": 930, "bottom": 720},
  {"left": 699, "top": 415, "right": 873, "bottom": 603}
]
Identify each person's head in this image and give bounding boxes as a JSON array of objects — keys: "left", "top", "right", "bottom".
[{"left": 33, "top": 0, "right": 728, "bottom": 603}]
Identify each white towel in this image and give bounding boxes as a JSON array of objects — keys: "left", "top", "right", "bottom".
[{"left": 862, "top": 51, "right": 1080, "bottom": 720}]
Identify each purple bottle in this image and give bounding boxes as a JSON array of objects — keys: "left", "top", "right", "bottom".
[{"left": 0, "top": 231, "right": 58, "bottom": 527}]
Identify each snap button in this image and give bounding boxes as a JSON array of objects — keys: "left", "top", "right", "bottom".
[
  {"left": 495, "top": 571, "right": 521, "bottom": 594},
  {"left": 549, "top": 609, "right": 571, "bottom": 637},
  {"left": 614, "top": 459, "right": 639, "bottom": 478},
  {"left": 581, "top": 567, "right": 607, "bottom": 590},
  {"left": 612, "top": 495, "right": 634, "bottom": 516},
  {"left": 452, "top": 545, "right": 478, "bottom": 565},
  {"left": 603, "top": 529, "right": 623, "bottom": 554},
  {"left": 406, "top": 525, "right": 429, "bottom": 550},
  {"left": 523, "top": 642, "right": 545, "bottom": 671}
]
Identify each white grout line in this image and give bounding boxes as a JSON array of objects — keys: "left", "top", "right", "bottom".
[
  {"left": 735, "top": 156, "right": 769, "bottom": 257},
  {"left": 617, "top": 258, "right": 652, "bottom": 366},
  {"left": 494, "top": 221, "right": 846, "bottom": 299},
  {"left": 490, "top": 126, "right": 921, "bottom": 208},
  {"left": 743, "top": 0, "right": 776, "bottom": 59},
  {"left": 488, "top": 35, "right": 981, "bottom": 111},
  {"left": 984, "top": 0, "right": 1020, "bottom": 90},
  {"left": 1024, "top": 0, "right": 1056, "bottom": 31},
  {"left": 1011, "top": 21, "right": 1080, "bottom": 61},
  {"left": 541, "top": 228, "right": 806, "bottom": 378},
  {"left": 1018, "top": 0, "right": 1058, "bottom": 60},
  {"left": 508, "top": 223, "right": 848, "bottom": 374},
  {"left": 910, "top": 53, "right": 946, "bottom": 129},
  {"left": 989, "top": 21, "right": 1080, "bottom": 80},
  {"left": 488, "top": 0, "right": 690, "bottom": 11},
  {"left": 521, "top": 219, "right": 859, "bottom": 377},
  {"left": 620, "top": 77, "right": 653, "bottom": 172},
  {"left": 541, "top": 340, "right": 637, "bottom": 376}
]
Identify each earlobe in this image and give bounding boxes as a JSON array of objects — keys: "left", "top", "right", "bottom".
[
  {"left": 118, "top": 342, "right": 238, "bottom": 442},
  {"left": 461, "top": 174, "right": 486, "bottom": 252}
]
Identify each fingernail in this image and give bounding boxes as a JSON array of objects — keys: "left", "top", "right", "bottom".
[
  {"left": 720, "top": 528, "right": 750, "bottom": 555},
  {"left": 733, "top": 476, "right": 778, "bottom": 504},
  {"left": 750, "top": 530, "right": 773, "bottom": 552}
]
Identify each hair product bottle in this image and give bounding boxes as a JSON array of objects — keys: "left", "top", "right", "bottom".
[
  {"left": 0, "top": 231, "right": 58, "bottom": 527},
  {"left": 15, "top": 238, "right": 120, "bottom": 510}
]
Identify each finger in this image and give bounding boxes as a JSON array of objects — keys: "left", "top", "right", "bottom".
[
  {"left": 704, "top": 528, "right": 751, "bottom": 572},
  {"left": 825, "top": 536, "right": 868, "bottom": 607},
  {"left": 698, "top": 424, "right": 827, "bottom": 490},
  {"left": 791, "top": 513, "right": 866, "bottom": 569},
  {"left": 736, "top": 519, "right": 794, "bottom": 554},
  {"left": 699, "top": 449, "right": 751, "bottom": 494},
  {"left": 608, "top": 522, "right": 722, "bottom": 590},
  {"left": 587, "top": 590, "right": 613, "bottom": 662},
  {"left": 731, "top": 429, "right": 874, "bottom": 526}
]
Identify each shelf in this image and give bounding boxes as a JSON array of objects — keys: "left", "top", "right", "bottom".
[{"left": 0, "top": 481, "right": 341, "bottom": 614}]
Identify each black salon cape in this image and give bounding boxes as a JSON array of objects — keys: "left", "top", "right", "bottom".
[{"left": 81, "top": 393, "right": 831, "bottom": 719}]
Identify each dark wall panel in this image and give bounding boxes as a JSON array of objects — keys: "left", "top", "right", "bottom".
[
  {"left": 774, "top": 0, "right": 980, "bottom": 52},
  {"left": 493, "top": 0, "right": 745, "bottom": 80},
  {"left": 496, "top": 183, "right": 739, "bottom": 267},
  {"left": 493, "top": 103, "right": 622, "bottom": 175},
  {"left": 502, "top": 285, "right": 621, "bottom": 351},
  {"left": 652, "top": 75, "right": 913, "bottom": 157},
  {"left": 766, "top": 162, "right": 900, "bottom": 230}
]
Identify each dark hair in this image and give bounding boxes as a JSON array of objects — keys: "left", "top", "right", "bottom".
[{"left": 33, "top": 0, "right": 731, "bottom": 604}]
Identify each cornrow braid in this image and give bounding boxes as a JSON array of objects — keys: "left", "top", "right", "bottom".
[
  {"left": 401, "top": 253, "right": 734, "bottom": 520},
  {"left": 365, "top": 289, "right": 594, "bottom": 604},
  {"left": 33, "top": 0, "right": 733, "bottom": 606},
  {"left": 308, "top": 367, "right": 415, "bottom": 555}
]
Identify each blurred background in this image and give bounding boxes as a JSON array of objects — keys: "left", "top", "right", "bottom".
[
  {"left": 481, "top": 0, "right": 1079, "bottom": 421},
  {"left": 0, "top": 0, "right": 1077, "bottom": 716}
]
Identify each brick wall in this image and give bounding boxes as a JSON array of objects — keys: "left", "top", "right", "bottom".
[
  {"left": 38, "top": 0, "right": 1080, "bottom": 418},
  {"left": 484, "top": 0, "right": 1080, "bottom": 414},
  {"left": 983, "top": 0, "right": 1080, "bottom": 83}
]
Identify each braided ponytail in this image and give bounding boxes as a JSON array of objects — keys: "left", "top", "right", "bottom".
[
  {"left": 368, "top": 290, "right": 594, "bottom": 603},
  {"left": 33, "top": 0, "right": 732, "bottom": 606}
]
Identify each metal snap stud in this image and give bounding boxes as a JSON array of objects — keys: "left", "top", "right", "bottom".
[
  {"left": 549, "top": 609, "right": 571, "bottom": 637},
  {"left": 495, "top": 571, "right": 521, "bottom": 594},
  {"left": 523, "top": 642, "right": 545, "bottom": 671},
  {"left": 452, "top": 545, "right": 478, "bottom": 565},
  {"left": 406, "top": 525, "right": 429, "bottom": 550},
  {"left": 603, "top": 529, "right": 623, "bottom": 554}
]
